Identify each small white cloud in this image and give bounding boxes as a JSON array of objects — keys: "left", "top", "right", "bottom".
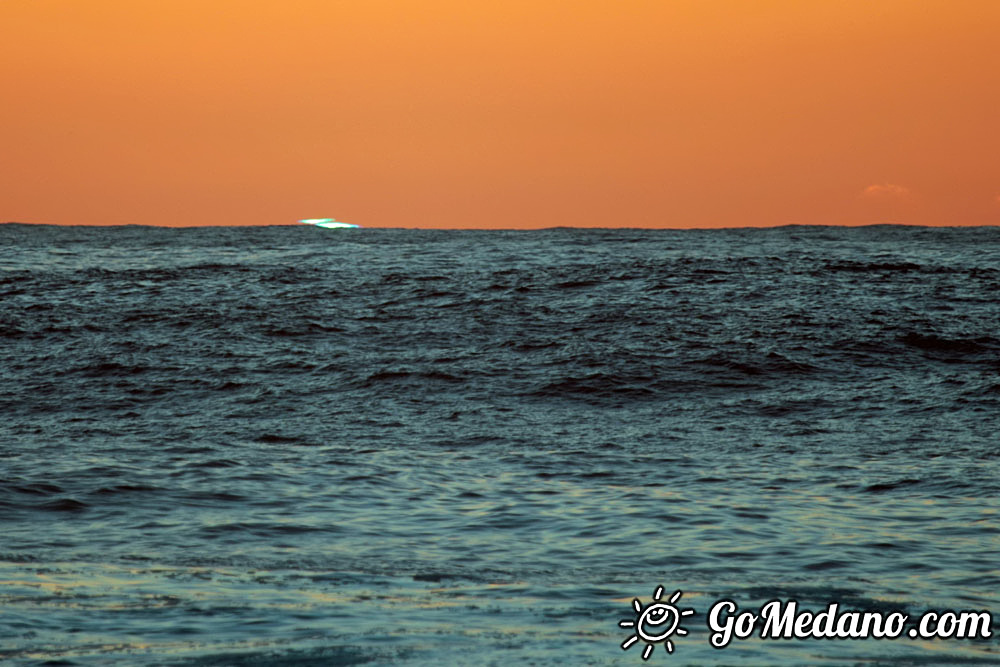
[{"left": 863, "top": 183, "right": 910, "bottom": 198}]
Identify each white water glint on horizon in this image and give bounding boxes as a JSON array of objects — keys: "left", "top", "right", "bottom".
[{"left": 299, "top": 218, "right": 360, "bottom": 229}]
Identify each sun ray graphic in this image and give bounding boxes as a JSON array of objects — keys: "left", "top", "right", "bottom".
[{"left": 619, "top": 587, "right": 696, "bottom": 661}]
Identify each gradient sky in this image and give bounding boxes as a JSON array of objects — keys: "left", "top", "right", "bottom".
[{"left": 3, "top": 1, "right": 999, "bottom": 228}]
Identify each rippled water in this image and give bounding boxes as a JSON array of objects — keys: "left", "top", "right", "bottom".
[{"left": 2, "top": 223, "right": 999, "bottom": 665}]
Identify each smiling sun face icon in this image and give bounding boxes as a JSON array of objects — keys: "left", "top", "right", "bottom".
[{"left": 620, "top": 587, "right": 695, "bottom": 660}]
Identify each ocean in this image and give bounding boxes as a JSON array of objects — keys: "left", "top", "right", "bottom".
[{"left": 1, "top": 223, "right": 998, "bottom": 665}]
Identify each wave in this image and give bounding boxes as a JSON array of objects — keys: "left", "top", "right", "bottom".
[{"left": 899, "top": 332, "right": 998, "bottom": 354}]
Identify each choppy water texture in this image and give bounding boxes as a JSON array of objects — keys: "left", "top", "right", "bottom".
[{"left": 2, "top": 223, "right": 999, "bottom": 665}]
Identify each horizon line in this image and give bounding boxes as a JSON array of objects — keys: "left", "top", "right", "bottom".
[{"left": 4, "top": 221, "right": 999, "bottom": 231}]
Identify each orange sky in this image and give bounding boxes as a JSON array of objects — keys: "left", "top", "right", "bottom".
[{"left": 2, "top": 0, "right": 999, "bottom": 228}]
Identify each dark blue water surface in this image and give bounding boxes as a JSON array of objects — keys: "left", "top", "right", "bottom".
[{"left": 1, "top": 223, "right": 999, "bottom": 665}]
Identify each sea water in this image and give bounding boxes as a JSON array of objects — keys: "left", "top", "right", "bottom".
[{"left": 1, "top": 224, "right": 998, "bottom": 664}]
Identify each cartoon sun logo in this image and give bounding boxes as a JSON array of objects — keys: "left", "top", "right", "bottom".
[{"left": 619, "top": 587, "right": 695, "bottom": 660}]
